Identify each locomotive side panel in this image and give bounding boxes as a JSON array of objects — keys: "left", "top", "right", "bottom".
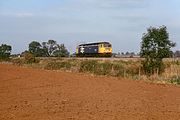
[{"left": 78, "top": 46, "right": 99, "bottom": 54}]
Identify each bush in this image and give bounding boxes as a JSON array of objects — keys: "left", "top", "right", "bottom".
[
  {"left": 95, "top": 62, "right": 113, "bottom": 75},
  {"left": 24, "top": 52, "right": 36, "bottom": 64},
  {"left": 11, "top": 58, "right": 24, "bottom": 65},
  {"left": 175, "top": 60, "right": 180, "bottom": 65},
  {"left": 170, "top": 77, "right": 180, "bottom": 85},
  {"left": 112, "top": 63, "right": 124, "bottom": 77},
  {"left": 79, "top": 60, "right": 140, "bottom": 77},
  {"left": 126, "top": 64, "right": 140, "bottom": 76},
  {"left": 141, "top": 60, "right": 165, "bottom": 76},
  {"left": 79, "top": 60, "right": 98, "bottom": 74}
]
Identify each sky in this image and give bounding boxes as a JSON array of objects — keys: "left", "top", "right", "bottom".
[{"left": 0, "top": 0, "right": 180, "bottom": 54}]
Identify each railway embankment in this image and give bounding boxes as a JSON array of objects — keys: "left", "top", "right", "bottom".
[{"left": 5, "top": 57, "right": 180, "bottom": 85}]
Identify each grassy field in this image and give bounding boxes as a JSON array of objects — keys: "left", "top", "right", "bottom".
[{"left": 9, "top": 57, "right": 180, "bottom": 85}]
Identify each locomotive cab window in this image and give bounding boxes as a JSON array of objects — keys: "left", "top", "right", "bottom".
[{"left": 104, "top": 44, "right": 111, "bottom": 47}]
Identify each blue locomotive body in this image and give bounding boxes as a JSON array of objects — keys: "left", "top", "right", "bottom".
[{"left": 76, "top": 42, "right": 112, "bottom": 57}]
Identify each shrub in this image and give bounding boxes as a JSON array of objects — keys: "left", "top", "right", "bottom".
[
  {"left": 170, "top": 77, "right": 180, "bottom": 85},
  {"left": 112, "top": 63, "right": 125, "bottom": 77},
  {"left": 175, "top": 60, "right": 180, "bottom": 65},
  {"left": 24, "top": 52, "right": 36, "bottom": 64},
  {"left": 95, "top": 62, "right": 113, "bottom": 75},
  {"left": 79, "top": 60, "right": 98, "bottom": 74},
  {"left": 79, "top": 60, "right": 141, "bottom": 77},
  {"left": 126, "top": 64, "right": 140, "bottom": 76},
  {"left": 11, "top": 58, "right": 24, "bottom": 65}
]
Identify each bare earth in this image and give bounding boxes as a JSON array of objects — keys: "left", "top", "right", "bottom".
[{"left": 0, "top": 64, "right": 180, "bottom": 120}]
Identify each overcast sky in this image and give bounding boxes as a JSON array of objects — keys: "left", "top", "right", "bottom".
[{"left": 0, "top": 0, "right": 180, "bottom": 54}]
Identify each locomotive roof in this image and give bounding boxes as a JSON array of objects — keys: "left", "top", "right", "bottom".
[{"left": 78, "top": 42, "right": 111, "bottom": 46}]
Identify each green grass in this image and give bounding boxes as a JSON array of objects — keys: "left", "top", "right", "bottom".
[
  {"left": 170, "top": 77, "right": 180, "bottom": 85},
  {"left": 6, "top": 57, "right": 180, "bottom": 85}
]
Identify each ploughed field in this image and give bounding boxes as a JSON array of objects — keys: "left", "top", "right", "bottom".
[{"left": 0, "top": 64, "right": 180, "bottom": 120}]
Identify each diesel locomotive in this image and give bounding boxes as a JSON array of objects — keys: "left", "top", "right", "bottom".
[{"left": 76, "top": 42, "right": 112, "bottom": 57}]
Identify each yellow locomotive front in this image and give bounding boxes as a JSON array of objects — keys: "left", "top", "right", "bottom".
[{"left": 98, "top": 42, "right": 112, "bottom": 56}]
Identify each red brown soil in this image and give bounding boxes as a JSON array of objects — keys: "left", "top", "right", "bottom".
[{"left": 0, "top": 63, "right": 180, "bottom": 120}]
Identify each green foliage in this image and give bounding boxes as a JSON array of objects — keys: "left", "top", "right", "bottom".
[
  {"left": 11, "top": 58, "right": 24, "bottom": 65},
  {"left": 29, "top": 40, "right": 69, "bottom": 57},
  {"left": 112, "top": 63, "right": 124, "bottom": 77},
  {"left": 140, "top": 26, "right": 175, "bottom": 75},
  {"left": 43, "top": 59, "right": 134, "bottom": 77},
  {"left": 0, "top": 44, "right": 12, "bottom": 60},
  {"left": 170, "top": 77, "right": 180, "bottom": 85},
  {"left": 44, "top": 40, "right": 58, "bottom": 56},
  {"left": 174, "top": 50, "right": 180, "bottom": 57},
  {"left": 79, "top": 60, "right": 139, "bottom": 77},
  {"left": 24, "top": 52, "right": 39, "bottom": 64},
  {"left": 53, "top": 44, "right": 69, "bottom": 57},
  {"left": 11, "top": 52, "right": 39, "bottom": 65},
  {"left": 29, "top": 41, "right": 46, "bottom": 57},
  {"left": 95, "top": 62, "right": 113, "bottom": 75},
  {"left": 175, "top": 60, "right": 180, "bottom": 65},
  {"left": 79, "top": 60, "right": 98, "bottom": 74}
]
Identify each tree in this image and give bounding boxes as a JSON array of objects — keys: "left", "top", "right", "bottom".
[
  {"left": 47, "top": 40, "right": 58, "bottom": 56},
  {"left": 125, "top": 52, "right": 130, "bottom": 55},
  {"left": 42, "top": 40, "right": 69, "bottom": 57},
  {"left": 42, "top": 42, "right": 49, "bottom": 57},
  {"left": 0, "top": 44, "right": 12, "bottom": 60},
  {"left": 41, "top": 40, "right": 58, "bottom": 56},
  {"left": 28, "top": 40, "right": 69, "bottom": 57},
  {"left": 29, "top": 41, "right": 45, "bottom": 57},
  {"left": 174, "top": 50, "right": 180, "bottom": 58},
  {"left": 140, "top": 26, "right": 175, "bottom": 75},
  {"left": 53, "top": 44, "right": 69, "bottom": 57}
]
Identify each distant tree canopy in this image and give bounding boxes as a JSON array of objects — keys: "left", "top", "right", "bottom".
[
  {"left": 0, "top": 44, "right": 12, "bottom": 60},
  {"left": 42, "top": 40, "right": 58, "bottom": 56},
  {"left": 140, "top": 26, "right": 175, "bottom": 75},
  {"left": 53, "top": 44, "right": 69, "bottom": 57},
  {"left": 174, "top": 50, "right": 180, "bottom": 58},
  {"left": 29, "top": 41, "right": 44, "bottom": 57},
  {"left": 28, "top": 40, "right": 69, "bottom": 57}
]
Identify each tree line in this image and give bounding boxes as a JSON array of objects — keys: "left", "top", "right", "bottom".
[
  {"left": 0, "top": 25, "right": 179, "bottom": 75},
  {"left": 23, "top": 39, "right": 69, "bottom": 57},
  {"left": 0, "top": 40, "right": 69, "bottom": 60}
]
